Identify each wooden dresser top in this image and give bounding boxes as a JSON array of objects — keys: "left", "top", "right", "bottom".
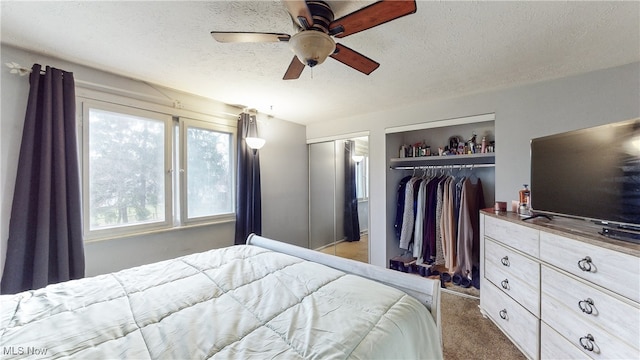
[{"left": 481, "top": 209, "right": 640, "bottom": 257}]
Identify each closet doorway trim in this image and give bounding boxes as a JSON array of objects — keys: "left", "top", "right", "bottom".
[
  {"left": 385, "top": 113, "right": 495, "bottom": 134},
  {"left": 307, "top": 131, "right": 370, "bottom": 144}
]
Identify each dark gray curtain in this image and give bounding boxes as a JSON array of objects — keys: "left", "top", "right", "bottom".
[
  {"left": 344, "top": 140, "right": 360, "bottom": 241},
  {"left": 1, "top": 64, "right": 84, "bottom": 294},
  {"left": 234, "top": 113, "right": 262, "bottom": 244}
]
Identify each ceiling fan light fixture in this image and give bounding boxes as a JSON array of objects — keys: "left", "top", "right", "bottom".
[{"left": 289, "top": 31, "right": 336, "bottom": 67}]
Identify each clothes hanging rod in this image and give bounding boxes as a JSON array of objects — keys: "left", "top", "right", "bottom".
[{"left": 390, "top": 164, "right": 495, "bottom": 170}]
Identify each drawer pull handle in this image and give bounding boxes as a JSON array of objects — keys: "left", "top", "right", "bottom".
[
  {"left": 579, "top": 334, "right": 595, "bottom": 352},
  {"left": 578, "top": 298, "right": 595, "bottom": 314},
  {"left": 501, "top": 256, "right": 510, "bottom": 266},
  {"left": 501, "top": 279, "right": 510, "bottom": 290},
  {"left": 577, "top": 256, "right": 593, "bottom": 272},
  {"left": 499, "top": 309, "right": 508, "bottom": 320}
]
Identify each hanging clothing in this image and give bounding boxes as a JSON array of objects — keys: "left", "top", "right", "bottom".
[
  {"left": 394, "top": 175, "right": 413, "bottom": 240},
  {"left": 456, "top": 178, "right": 485, "bottom": 278},
  {"left": 394, "top": 170, "right": 486, "bottom": 275},
  {"left": 441, "top": 177, "right": 457, "bottom": 271},
  {"left": 421, "top": 176, "right": 442, "bottom": 263},
  {"left": 413, "top": 178, "right": 429, "bottom": 262},
  {"left": 399, "top": 177, "right": 419, "bottom": 249},
  {"left": 434, "top": 178, "right": 446, "bottom": 266}
]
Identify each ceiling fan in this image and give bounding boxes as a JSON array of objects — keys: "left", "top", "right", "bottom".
[{"left": 211, "top": 0, "right": 417, "bottom": 80}]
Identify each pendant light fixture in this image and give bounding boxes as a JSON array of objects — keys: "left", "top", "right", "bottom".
[{"left": 244, "top": 110, "right": 265, "bottom": 150}]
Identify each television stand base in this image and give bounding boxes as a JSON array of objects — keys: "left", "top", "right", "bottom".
[
  {"left": 591, "top": 220, "right": 640, "bottom": 232},
  {"left": 600, "top": 227, "right": 640, "bottom": 244},
  {"left": 522, "top": 214, "right": 553, "bottom": 221}
]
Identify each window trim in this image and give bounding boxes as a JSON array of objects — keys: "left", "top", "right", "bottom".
[
  {"left": 79, "top": 96, "right": 238, "bottom": 242},
  {"left": 355, "top": 156, "right": 369, "bottom": 201},
  {"left": 81, "top": 100, "right": 174, "bottom": 241}
]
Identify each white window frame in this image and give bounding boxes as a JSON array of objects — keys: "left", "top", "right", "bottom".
[
  {"left": 179, "top": 118, "right": 236, "bottom": 225},
  {"left": 81, "top": 100, "right": 174, "bottom": 240},
  {"left": 356, "top": 156, "right": 369, "bottom": 201},
  {"left": 79, "top": 98, "right": 236, "bottom": 241}
]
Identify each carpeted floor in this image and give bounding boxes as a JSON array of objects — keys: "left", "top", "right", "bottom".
[{"left": 441, "top": 291, "right": 526, "bottom": 360}]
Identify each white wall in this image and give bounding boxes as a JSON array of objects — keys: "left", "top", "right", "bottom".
[
  {"left": 3, "top": 43, "right": 637, "bottom": 276},
  {"left": 1, "top": 45, "right": 309, "bottom": 277},
  {"left": 306, "top": 62, "right": 640, "bottom": 267}
]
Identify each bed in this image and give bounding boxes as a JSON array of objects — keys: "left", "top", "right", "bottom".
[{"left": 0, "top": 234, "right": 442, "bottom": 359}]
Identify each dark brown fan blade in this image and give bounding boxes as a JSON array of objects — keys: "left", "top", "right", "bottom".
[
  {"left": 284, "top": 0, "right": 314, "bottom": 29},
  {"left": 329, "top": 0, "right": 417, "bottom": 38},
  {"left": 330, "top": 43, "right": 380, "bottom": 75},
  {"left": 283, "top": 56, "right": 305, "bottom": 80},
  {"left": 211, "top": 32, "right": 290, "bottom": 43}
]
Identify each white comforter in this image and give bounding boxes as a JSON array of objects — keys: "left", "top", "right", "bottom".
[{"left": 0, "top": 245, "right": 441, "bottom": 359}]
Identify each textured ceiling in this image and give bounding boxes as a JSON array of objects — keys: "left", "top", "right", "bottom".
[{"left": 1, "top": 1, "right": 639, "bottom": 125}]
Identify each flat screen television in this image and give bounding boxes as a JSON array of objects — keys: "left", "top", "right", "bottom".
[{"left": 530, "top": 118, "right": 640, "bottom": 232}]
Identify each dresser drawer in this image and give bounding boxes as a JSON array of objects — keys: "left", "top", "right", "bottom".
[
  {"left": 482, "top": 281, "right": 538, "bottom": 359},
  {"left": 541, "top": 265, "right": 640, "bottom": 353},
  {"left": 485, "top": 238, "right": 540, "bottom": 287},
  {"left": 485, "top": 254, "right": 540, "bottom": 316},
  {"left": 539, "top": 232, "right": 640, "bottom": 303},
  {"left": 541, "top": 321, "right": 590, "bottom": 360},
  {"left": 485, "top": 215, "right": 539, "bottom": 257},
  {"left": 541, "top": 285, "right": 639, "bottom": 359}
]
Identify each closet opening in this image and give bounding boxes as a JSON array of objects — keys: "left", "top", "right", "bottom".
[{"left": 385, "top": 114, "right": 495, "bottom": 298}]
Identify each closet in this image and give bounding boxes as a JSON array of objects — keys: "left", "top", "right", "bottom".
[
  {"left": 385, "top": 114, "right": 495, "bottom": 296},
  {"left": 309, "top": 136, "right": 369, "bottom": 263}
]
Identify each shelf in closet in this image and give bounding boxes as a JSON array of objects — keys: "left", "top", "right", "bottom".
[{"left": 389, "top": 152, "right": 495, "bottom": 169}]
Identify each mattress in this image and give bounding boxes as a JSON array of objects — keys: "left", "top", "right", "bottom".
[{"left": 0, "top": 244, "right": 442, "bottom": 359}]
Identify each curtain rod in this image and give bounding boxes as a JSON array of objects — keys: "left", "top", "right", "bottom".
[
  {"left": 6, "top": 62, "right": 36, "bottom": 76},
  {"left": 5, "top": 62, "right": 174, "bottom": 100},
  {"left": 5, "top": 62, "right": 242, "bottom": 119},
  {"left": 6, "top": 62, "right": 181, "bottom": 108}
]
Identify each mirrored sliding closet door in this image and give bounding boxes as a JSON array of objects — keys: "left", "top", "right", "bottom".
[{"left": 309, "top": 136, "right": 369, "bottom": 263}]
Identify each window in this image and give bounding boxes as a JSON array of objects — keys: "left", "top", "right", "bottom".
[
  {"left": 355, "top": 156, "right": 369, "bottom": 200},
  {"left": 180, "top": 119, "right": 234, "bottom": 222},
  {"left": 81, "top": 101, "right": 235, "bottom": 240}
]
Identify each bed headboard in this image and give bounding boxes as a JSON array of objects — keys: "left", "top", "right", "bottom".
[{"left": 246, "top": 234, "right": 442, "bottom": 345}]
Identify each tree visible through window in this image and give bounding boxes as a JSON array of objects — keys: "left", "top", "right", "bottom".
[
  {"left": 88, "top": 108, "right": 166, "bottom": 230},
  {"left": 185, "top": 124, "right": 232, "bottom": 219},
  {"left": 82, "top": 101, "right": 236, "bottom": 240}
]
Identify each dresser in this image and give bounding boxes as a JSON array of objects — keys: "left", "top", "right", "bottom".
[{"left": 479, "top": 210, "right": 640, "bottom": 359}]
